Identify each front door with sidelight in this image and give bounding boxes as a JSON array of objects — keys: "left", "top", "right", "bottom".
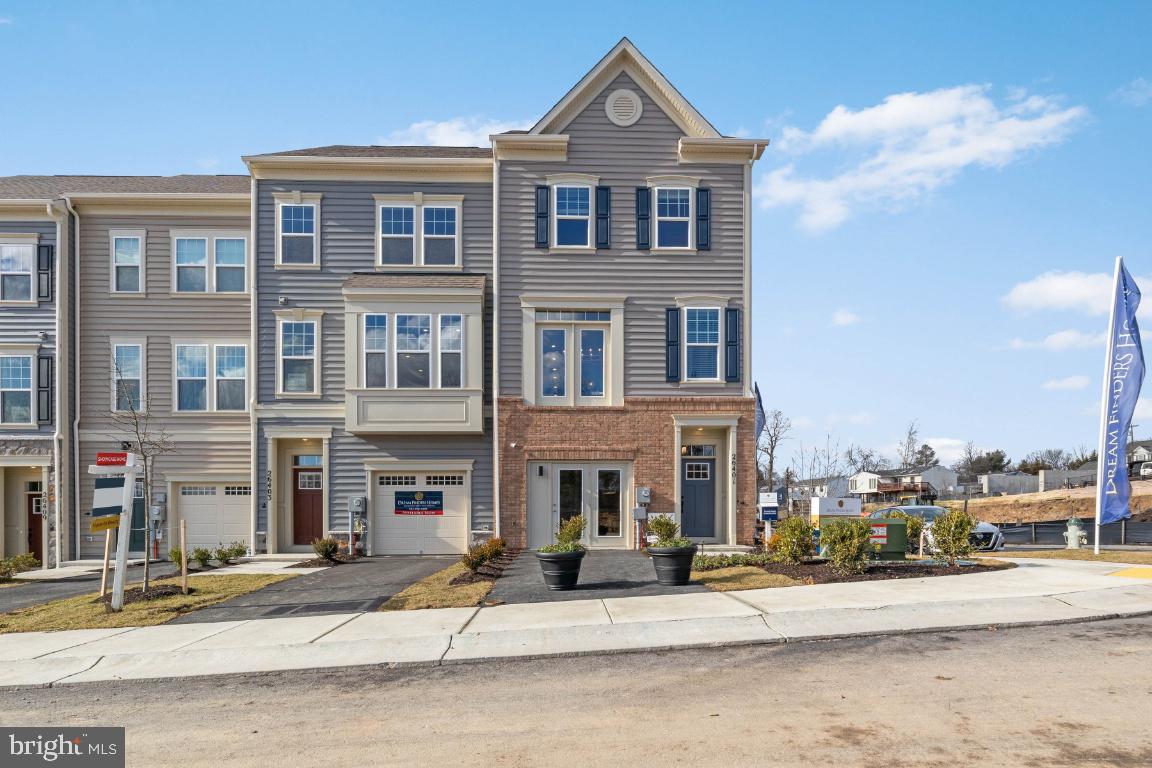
[
  {"left": 681, "top": 458, "right": 716, "bottom": 538},
  {"left": 547, "top": 465, "right": 627, "bottom": 549},
  {"left": 292, "top": 466, "right": 324, "bottom": 545}
]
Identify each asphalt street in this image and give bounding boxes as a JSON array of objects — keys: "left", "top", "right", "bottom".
[{"left": 3, "top": 616, "right": 1150, "bottom": 767}]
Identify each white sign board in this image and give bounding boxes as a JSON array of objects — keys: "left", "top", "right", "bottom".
[{"left": 810, "top": 496, "right": 862, "bottom": 523}]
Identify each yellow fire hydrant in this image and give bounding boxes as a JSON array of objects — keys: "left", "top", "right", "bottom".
[{"left": 1063, "top": 517, "right": 1088, "bottom": 549}]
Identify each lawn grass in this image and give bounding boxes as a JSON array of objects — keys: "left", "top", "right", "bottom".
[
  {"left": 692, "top": 566, "right": 802, "bottom": 592},
  {"left": 976, "top": 550, "right": 1152, "bottom": 566},
  {"left": 380, "top": 563, "right": 494, "bottom": 610},
  {"left": 0, "top": 574, "right": 293, "bottom": 634}
]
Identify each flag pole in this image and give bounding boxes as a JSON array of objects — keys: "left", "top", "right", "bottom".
[{"left": 1093, "top": 257, "right": 1123, "bottom": 556}]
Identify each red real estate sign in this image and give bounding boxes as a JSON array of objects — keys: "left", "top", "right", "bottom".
[{"left": 95, "top": 452, "right": 130, "bottom": 466}]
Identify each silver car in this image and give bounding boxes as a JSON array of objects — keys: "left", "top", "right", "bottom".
[{"left": 869, "top": 505, "right": 1006, "bottom": 552}]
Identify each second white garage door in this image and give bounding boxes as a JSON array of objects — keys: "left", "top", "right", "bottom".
[
  {"left": 178, "top": 483, "right": 251, "bottom": 551},
  {"left": 374, "top": 472, "right": 469, "bottom": 555}
]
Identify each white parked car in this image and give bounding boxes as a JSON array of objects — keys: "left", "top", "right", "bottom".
[{"left": 869, "top": 505, "right": 1006, "bottom": 552}]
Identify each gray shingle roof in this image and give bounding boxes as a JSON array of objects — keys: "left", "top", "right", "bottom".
[
  {"left": 0, "top": 175, "right": 250, "bottom": 199},
  {"left": 344, "top": 273, "right": 486, "bottom": 289},
  {"left": 250, "top": 145, "right": 492, "bottom": 159}
]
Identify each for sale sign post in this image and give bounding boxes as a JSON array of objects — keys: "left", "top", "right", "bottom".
[{"left": 90, "top": 476, "right": 126, "bottom": 532}]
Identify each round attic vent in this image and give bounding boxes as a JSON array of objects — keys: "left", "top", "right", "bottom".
[{"left": 605, "top": 89, "right": 643, "bottom": 127}]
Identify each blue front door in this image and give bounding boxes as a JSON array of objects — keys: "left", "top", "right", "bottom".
[{"left": 681, "top": 458, "right": 716, "bottom": 538}]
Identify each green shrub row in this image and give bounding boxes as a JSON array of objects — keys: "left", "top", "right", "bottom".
[
  {"left": 175, "top": 541, "right": 248, "bottom": 568},
  {"left": 692, "top": 552, "right": 775, "bottom": 571},
  {"left": 0, "top": 553, "right": 40, "bottom": 580},
  {"left": 461, "top": 537, "right": 507, "bottom": 572}
]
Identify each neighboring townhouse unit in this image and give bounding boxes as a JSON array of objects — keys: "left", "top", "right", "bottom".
[
  {"left": 0, "top": 185, "right": 71, "bottom": 567},
  {"left": 493, "top": 39, "right": 766, "bottom": 549},
  {"left": 0, "top": 38, "right": 766, "bottom": 561},
  {"left": 244, "top": 147, "right": 495, "bottom": 555}
]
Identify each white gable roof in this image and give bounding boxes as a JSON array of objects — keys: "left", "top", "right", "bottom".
[{"left": 530, "top": 38, "right": 721, "bottom": 139}]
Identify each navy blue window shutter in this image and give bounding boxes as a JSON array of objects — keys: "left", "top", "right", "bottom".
[
  {"left": 37, "top": 244, "right": 53, "bottom": 301},
  {"left": 635, "top": 187, "right": 651, "bottom": 250},
  {"left": 725, "top": 308, "right": 740, "bottom": 382},
  {"left": 595, "top": 186, "right": 611, "bottom": 249},
  {"left": 534, "top": 186, "right": 550, "bottom": 248},
  {"left": 665, "top": 308, "right": 681, "bottom": 382},
  {"left": 37, "top": 356, "right": 52, "bottom": 423},
  {"left": 696, "top": 188, "right": 711, "bottom": 251}
]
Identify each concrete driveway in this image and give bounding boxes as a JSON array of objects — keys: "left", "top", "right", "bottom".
[
  {"left": 170, "top": 556, "right": 455, "bottom": 623},
  {"left": 488, "top": 550, "right": 708, "bottom": 604}
]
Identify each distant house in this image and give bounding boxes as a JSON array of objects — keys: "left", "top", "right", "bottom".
[
  {"left": 791, "top": 476, "right": 849, "bottom": 500},
  {"left": 848, "top": 465, "right": 959, "bottom": 503}
]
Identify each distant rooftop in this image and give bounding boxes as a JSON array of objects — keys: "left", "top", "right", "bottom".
[
  {"left": 250, "top": 145, "right": 492, "bottom": 159},
  {"left": 0, "top": 175, "right": 250, "bottom": 199}
]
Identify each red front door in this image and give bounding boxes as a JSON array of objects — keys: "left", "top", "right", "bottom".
[
  {"left": 26, "top": 494, "right": 43, "bottom": 562},
  {"left": 292, "top": 469, "right": 323, "bottom": 545}
]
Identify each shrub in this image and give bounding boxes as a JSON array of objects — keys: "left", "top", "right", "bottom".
[
  {"left": 692, "top": 552, "right": 774, "bottom": 571},
  {"left": 226, "top": 541, "right": 248, "bottom": 561},
  {"left": 885, "top": 511, "right": 924, "bottom": 553},
  {"left": 168, "top": 547, "right": 184, "bottom": 565},
  {"left": 0, "top": 554, "right": 35, "bottom": 580},
  {"left": 312, "top": 537, "right": 341, "bottom": 562},
  {"left": 772, "top": 516, "right": 815, "bottom": 564},
  {"left": 646, "top": 515, "right": 693, "bottom": 548},
  {"left": 821, "top": 518, "right": 877, "bottom": 574},
  {"left": 214, "top": 544, "right": 236, "bottom": 565},
  {"left": 462, "top": 536, "right": 508, "bottom": 571},
  {"left": 539, "top": 515, "right": 586, "bottom": 553},
  {"left": 932, "top": 508, "right": 977, "bottom": 566},
  {"left": 191, "top": 547, "right": 213, "bottom": 569}
]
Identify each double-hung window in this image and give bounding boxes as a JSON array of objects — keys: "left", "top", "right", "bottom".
[
  {"left": 363, "top": 315, "right": 388, "bottom": 388},
  {"left": 174, "top": 238, "right": 208, "bottom": 292},
  {"left": 215, "top": 345, "right": 247, "bottom": 411},
  {"left": 175, "top": 344, "right": 208, "bottom": 411},
  {"left": 0, "top": 244, "right": 34, "bottom": 302},
  {"left": 684, "top": 308, "right": 721, "bottom": 381},
  {"left": 439, "top": 315, "right": 462, "bottom": 388},
  {"left": 655, "top": 188, "right": 692, "bottom": 249},
  {"left": 554, "top": 186, "right": 591, "bottom": 247},
  {"left": 280, "top": 321, "right": 317, "bottom": 394},
  {"left": 423, "top": 208, "right": 457, "bottom": 265},
  {"left": 279, "top": 203, "right": 317, "bottom": 265},
  {"left": 111, "top": 235, "right": 143, "bottom": 293},
  {"left": 0, "top": 355, "right": 32, "bottom": 424},
  {"left": 214, "top": 239, "right": 246, "bottom": 292},
  {"left": 537, "top": 310, "right": 611, "bottom": 404},
  {"left": 113, "top": 344, "right": 143, "bottom": 411},
  {"left": 395, "top": 314, "right": 431, "bottom": 388},
  {"left": 379, "top": 206, "right": 415, "bottom": 265}
]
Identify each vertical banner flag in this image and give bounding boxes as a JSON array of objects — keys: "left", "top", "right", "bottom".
[
  {"left": 754, "top": 382, "right": 766, "bottom": 440},
  {"left": 1097, "top": 258, "right": 1144, "bottom": 526}
]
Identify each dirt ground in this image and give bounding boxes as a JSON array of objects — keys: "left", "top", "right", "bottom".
[{"left": 3, "top": 617, "right": 1151, "bottom": 767}]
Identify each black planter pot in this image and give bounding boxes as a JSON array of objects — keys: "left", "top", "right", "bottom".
[
  {"left": 648, "top": 545, "right": 698, "bottom": 586},
  {"left": 535, "top": 549, "right": 586, "bottom": 591}
]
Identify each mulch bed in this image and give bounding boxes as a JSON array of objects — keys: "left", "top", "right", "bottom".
[
  {"left": 449, "top": 548, "right": 523, "bottom": 585},
  {"left": 754, "top": 560, "right": 1014, "bottom": 585},
  {"left": 288, "top": 554, "right": 358, "bottom": 568},
  {"left": 94, "top": 583, "right": 189, "bottom": 606}
]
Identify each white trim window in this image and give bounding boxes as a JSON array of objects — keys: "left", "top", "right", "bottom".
[
  {"left": 111, "top": 235, "right": 143, "bottom": 293},
  {"left": 279, "top": 320, "right": 317, "bottom": 394},
  {"left": 278, "top": 203, "right": 317, "bottom": 266},
  {"left": 174, "top": 238, "right": 208, "bottom": 292},
  {"left": 395, "top": 314, "right": 431, "bottom": 388},
  {"left": 536, "top": 311, "right": 611, "bottom": 405},
  {"left": 214, "top": 238, "right": 247, "bottom": 292},
  {"left": 215, "top": 345, "right": 247, "bottom": 411},
  {"left": 439, "top": 315, "right": 463, "bottom": 388},
  {"left": 0, "top": 244, "right": 34, "bottom": 303},
  {"left": 655, "top": 187, "right": 692, "bottom": 249},
  {"left": 112, "top": 343, "right": 143, "bottom": 412},
  {"left": 0, "top": 355, "right": 33, "bottom": 424},
  {"left": 684, "top": 307, "right": 721, "bottom": 381},
  {"left": 422, "top": 207, "right": 458, "bottom": 266},
  {"left": 175, "top": 344, "right": 209, "bottom": 411},
  {"left": 364, "top": 314, "right": 388, "bottom": 388},
  {"left": 553, "top": 185, "right": 591, "bottom": 247},
  {"left": 379, "top": 206, "right": 415, "bottom": 266}
]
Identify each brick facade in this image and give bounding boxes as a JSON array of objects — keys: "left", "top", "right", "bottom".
[{"left": 498, "top": 396, "right": 757, "bottom": 547}]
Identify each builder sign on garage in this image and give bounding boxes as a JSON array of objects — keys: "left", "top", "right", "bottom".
[{"left": 394, "top": 491, "right": 444, "bottom": 515}]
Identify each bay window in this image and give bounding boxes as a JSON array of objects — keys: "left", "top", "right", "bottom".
[
  {"left": 360, "top": 313, "right": 465, "bottom": 390},
  {"left": 395, "top": 314, "right": 431, "bottom": 388},
  {"left": 439, "top": 315, "right": 462, "bottom": 388},
  {"left": 364, "top": 315, "right": 388, "bottom": 388}
]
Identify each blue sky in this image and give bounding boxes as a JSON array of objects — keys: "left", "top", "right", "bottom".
[{"left": 1, "top": 1, "right": 1150, "bottom": 470}]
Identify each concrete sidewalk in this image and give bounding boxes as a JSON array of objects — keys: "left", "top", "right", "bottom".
[{"left": 1, "top": 558, "right": 1150, "bottom": 689}]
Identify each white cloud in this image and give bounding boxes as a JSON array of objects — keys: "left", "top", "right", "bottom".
[
  {"left": 1113, "top": 77, "right": 1152, "bottom": 107},
  {"left": 1002, "top": 270, "right": 1152, "bottom": 319},
  {"left": 756, "top": 84, "right": 1086, "bottom": 232},
  {"left": 1043, "top": 375, "right": 1090, "bottom": 391},
  {"left": 0, "top": 17, "right": 12, "bottom": 25},
  {"left": 831, "top": 308, "right": 861, "bottom": 326},
  {"left": 380, "top": 116, "right": 531, "bottom": 147},
  {"left": 1008, "top": 329, "right": 1106, "bottom": 350},
  {"left": 827, "top": 410, "right": 875, "bottom": 427},
  {"left": 924, "top": 437, "right": 970, "bottom": 465}
]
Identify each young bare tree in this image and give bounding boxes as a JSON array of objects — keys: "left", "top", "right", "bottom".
[
  {"left": 757, "top": 409, "right": 792, "bottom": 491},
  {"left": 790, "top": 434, "right": 844, "bottom": 508},
  {"left": 106, "top": 363, "right": 175, "bottom": 593},
  {"left": 844, "top": 444, "right": 891, "bottom": 474},
  {"left": 896, "top": 420, "right": 920, "bottom": 468}
]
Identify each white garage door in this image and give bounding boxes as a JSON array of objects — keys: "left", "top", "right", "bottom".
[
  {"left": 178, "top": 483, "right": 251, "bottom": 550},
  {"left": 374, "top": 472, "right": 469, "bottom": 555}
]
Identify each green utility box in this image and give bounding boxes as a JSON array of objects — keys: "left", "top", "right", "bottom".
[{"left": 868, "top": 518, "right": 907, "bottom": 561}]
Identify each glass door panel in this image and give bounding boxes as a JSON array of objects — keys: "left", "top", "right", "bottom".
[
  {"left": 596, "top": 469, "right": 621, "bottom": 540},
  {"left": 558, "top": 469, "right": 583, "bottom": 534}
]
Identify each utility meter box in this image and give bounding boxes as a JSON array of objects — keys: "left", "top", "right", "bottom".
[
  {"left": 348, "top": 496, "right": 368, "bottom": 516},
  {"left": 636, "top": 486, "right": 652, "bottom": 504},
  {"left": 868, "top": 518, "right": 908, "bottom": 561},
  {"left": 149, "top": 504, "right": 165, "bottom": 522}
]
